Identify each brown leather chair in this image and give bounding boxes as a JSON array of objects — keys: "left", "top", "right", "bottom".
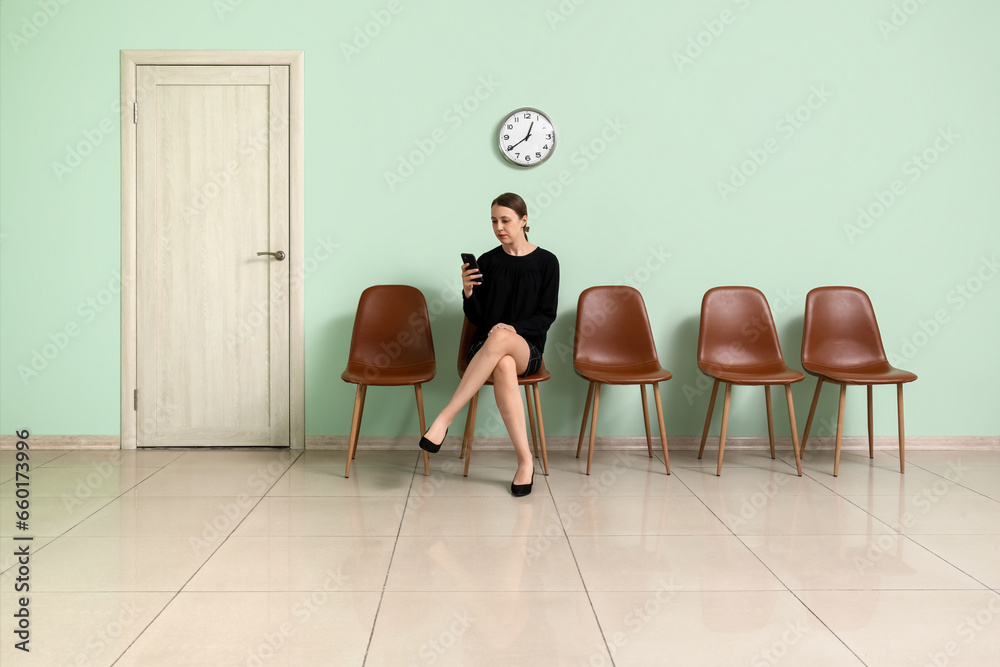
[
  {"left": 573, "top": 286, "right": 672, "bottom": 476},
  {"left": 341, "top": 285, "right": 435, "bottom": 478},
  {"left": 800, "top": 286, "right": 917, "bottom": 476},
  {"left": 457, "top": 318, "right": 550, "bottom": 477},
  {"left": 697, "top": 287, "right": 803, "bottom": 476}
]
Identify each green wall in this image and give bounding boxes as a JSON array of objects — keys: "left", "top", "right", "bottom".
[{"left": 1, "top": 0, "right": 998, "bottom": 440}]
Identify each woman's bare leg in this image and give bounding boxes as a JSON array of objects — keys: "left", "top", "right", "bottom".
[
  {"left": 491, "top": 355, "right": 534, "bottom": 485},
  {"left": 423, "top": 329, "right": 530, "bottom": 444}
]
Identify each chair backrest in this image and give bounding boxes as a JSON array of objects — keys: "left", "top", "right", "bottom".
[
  {"left": 697, "top": 286, "right": 785, "bottom": 369},
  {"left": 574, "top": 286, "right": 660, "bottom": 369},
  {"left": 801, "top": 286, "right": 887, "bottom": 370},
  {"left": 347, "top": 285, "right": 435, "bottom": 370}
]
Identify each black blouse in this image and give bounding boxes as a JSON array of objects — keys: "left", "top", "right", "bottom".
[{"left": 462, "top": 246, "right": 560, "bottom": 353}]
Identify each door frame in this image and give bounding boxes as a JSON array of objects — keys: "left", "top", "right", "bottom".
[{"left": 120, "top": 50, "right": 305, "bottom": 450}]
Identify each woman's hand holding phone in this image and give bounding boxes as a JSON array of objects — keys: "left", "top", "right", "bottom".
[{"left": 461, "top": 253, "right": 481, "bottom": 298}]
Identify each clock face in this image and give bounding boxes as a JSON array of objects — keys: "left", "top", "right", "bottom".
[{"left": 498, "top": 108, "right": 556, "bottom": 167}]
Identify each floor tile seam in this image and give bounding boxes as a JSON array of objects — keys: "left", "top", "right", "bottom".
[
  {"left": 548, "top": 492, "right": 623, "bottom": 667},
  {"left": 359, "top": 460, "right": 420, "bottom": 667},
  {"left": 895, "top": 534, "right": 997, "bottom": 590},
  {"left": 0, "top": 494, "right": 119, "bottom": 576},
  {"left": 109, "top": 451, "right": 306, "bottom": 666},
  {"left": 784, "top": 588, "right": 871, "bottom": 667},
  {"left": 835, "top": 492, "right": 914, "bottom": 534}
]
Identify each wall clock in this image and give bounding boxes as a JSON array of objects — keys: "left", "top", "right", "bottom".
[{"left": 497, "top": 107, "right": 556, "bottom": 167}]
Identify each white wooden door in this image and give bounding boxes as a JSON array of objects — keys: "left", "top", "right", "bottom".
[{"left": 136, "top": 65, "right": 290, "bottom": 446}]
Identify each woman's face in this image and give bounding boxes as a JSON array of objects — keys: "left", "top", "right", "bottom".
[{"left": 491, "top": 205, "right": 527, "bottom": 245}]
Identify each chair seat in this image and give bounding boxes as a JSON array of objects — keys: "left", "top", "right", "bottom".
[
  {"left": 574, "top": 361, "right": 672, "bottom": 385},
  {"left": 342, "top": 360, "right": 436, "bottom": 386},
  {"left": 803, "top": 361, "right": 917, "bottom": 385},
  {"left": 699, "top": 362, "right": 804, "bottom": 385}
]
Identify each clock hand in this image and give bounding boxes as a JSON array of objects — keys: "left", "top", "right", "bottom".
[{"left": 508, "top": 122, "right": 535, "bottom": 151}]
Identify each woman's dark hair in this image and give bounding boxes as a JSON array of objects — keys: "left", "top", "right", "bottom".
[{"left": 491, "top": 192, "right": 530, "bottom": 239}]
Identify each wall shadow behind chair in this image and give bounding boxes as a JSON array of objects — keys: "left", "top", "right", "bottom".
[
  {"left": 456, "top": 317, "right": 550, "bottom": 477},
  {"left": 696, "top": 286, "right": 803, "bottom": 477},
  {"left": 573, "top": 286, "right": 672, "bottom": 476},
  {"left": 799, "top": 286, "right": 917, "bottom": 476},
  {"left": 341, "top": 285, "right": 435, "bottom": 478}
]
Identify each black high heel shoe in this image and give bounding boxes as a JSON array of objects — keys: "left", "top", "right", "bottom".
[
  {"left": 511, "top": 469, "right": 535, "bottom": 497},
  {"left": 418, "top": 428, "right": 447, "bottom": 453}
]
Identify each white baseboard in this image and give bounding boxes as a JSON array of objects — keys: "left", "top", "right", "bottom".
[
  {"left": 303, "top": 435, "right": 1000, "bottom": 451},
  {"left": 3, "top": 434, "right": 996, "bottom": 451}
]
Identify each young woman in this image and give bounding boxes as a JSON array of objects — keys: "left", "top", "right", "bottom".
[{"left": 419, "top": 192, "right": 559, "bottom": 497}]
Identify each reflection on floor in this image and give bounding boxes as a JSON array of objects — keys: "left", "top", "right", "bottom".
[{"left": 1, "top": 445, "right": 998, "bottom": 666}]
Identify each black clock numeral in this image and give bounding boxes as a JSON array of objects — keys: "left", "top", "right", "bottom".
[
  {"left": 503, "top": 134, "right": 509, "bottom": 140},
  {"left": 535, "top": 152, "right": 541, "bottom": 159},
  {"left": 525, "top": 155, "right": 532, "bottom": 162},
  {"left": 506, "top": 145, "right": 513, "bottom": 151},
  {"left": 543, "top": 144, "right": 549, "bottom": 150},
  {"left": 515, "top": 153, "right": 520, "bottom": 159},
  {"left": 546, "top": 134, "right": 552, "bottom": 140},
  {"left": 507, "top": 124, "right": 513, "bottom": 130},
  {"left": 524, "top": 112, "right": 531, "bottom": 119}
]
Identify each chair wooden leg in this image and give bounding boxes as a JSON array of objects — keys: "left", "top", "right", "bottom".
[
  {"left": 463, "top": 392, "right": 478, "bottom": 477},
  {"left": 785, "top": 384, "right": 802, "bottom": 476},
  {"left": 460, "top": 395, "right": 474, "bottom": 459},
  {"left": 344, "top": 384, "right": 366, "bottom": 478},
  {"left": 532, "top": 383, "right": 549, "bottom": 476},
  {"left": 801, "top": 378, "right": 824, "bottom": 454},
  {"left": 716, "top": 383, "right": 732, "bottom": 476},
  {"left": 833, "top": 383, "right": 846, "bottom": 477},
  {"left": 415, "top": 384, "right": 430, "bottom": 476},
  {"left": 577, "top": 382, "right": 595, "bottom": 458},
  {"left": 525, "top": 385, "right": 539, "bottom": 459},
  {"left": 897, "top": 383, "right": 906, "bottom": 474},
  {"left": 764, "top": 386, "right": 776, "bottom": 459},
  {"left": 586, "top": 383, "right": 602, "bottom": 475},
  {"left": 640, "top": 385, "right": 653, "bottom": 458},
  {"left": 698, "top": 379, "right": 720, "bottom": 459},
  {"left": 354, "top": 384, "right": 368, "bottom": 459},
  {"left": 867, "top": 385, "right": 874, "bottom": 459},
  {"left": 652, "top": 382, "right": 670, "bottom": 475}
]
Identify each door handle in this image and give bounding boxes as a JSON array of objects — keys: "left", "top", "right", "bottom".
[{"left": 257, "top": 251, "right": 286, "bottom": 261}]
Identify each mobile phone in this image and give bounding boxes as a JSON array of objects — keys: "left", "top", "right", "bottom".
[{"left": 461, "top": 253, "right": 479, "bottom": 272}]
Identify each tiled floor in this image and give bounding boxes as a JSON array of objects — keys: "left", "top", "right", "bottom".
[{"left": 1, "top": 444, "right": 999, "bottom": 666}]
